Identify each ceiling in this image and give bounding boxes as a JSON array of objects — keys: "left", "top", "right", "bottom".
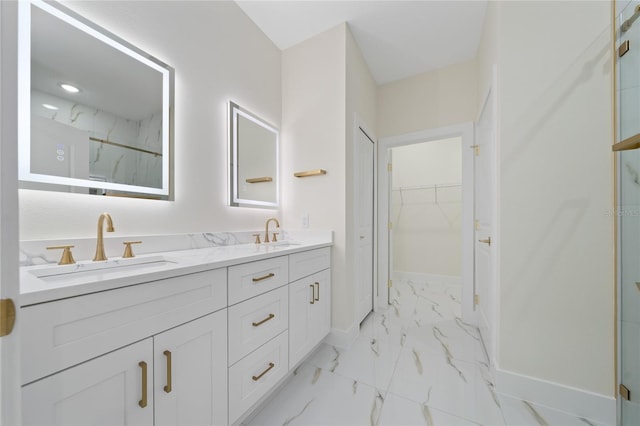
[{"left": 235, "top": 0, "right": 488, "bottom": 85}]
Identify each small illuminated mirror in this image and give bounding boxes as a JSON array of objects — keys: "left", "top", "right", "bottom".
[{"left": 229, "top": 102, "right": 279, "bottom": 208}]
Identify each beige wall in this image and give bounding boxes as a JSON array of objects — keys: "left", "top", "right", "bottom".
[
  {"left": 391, "top": 138, "right": 462, "bottom": 277},
  {"left": 20, "top": 1, "right": 282, "bottom": 241},
  {"left": 478, "top": 1, "right": 614, "bottom": 396},
  {"left": 281, "top": 24, "right": 377, "bottom": 333},
  {"left": 377, "top": 60, "right": 478, "bottom": 139},
  {"left": 281, "top": 24, "right": 349, "bottom": 330}
]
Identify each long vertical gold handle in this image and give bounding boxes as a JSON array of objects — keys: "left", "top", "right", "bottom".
[
  {"left": 310, "top": 284, "right": 315, "bottom": 304},
  {"left": 314, "top": 282, "right": 320, "bottom": 301},
  {"left": 163, "top": 350, "right": 172, "bottom": 393},
  {"left": 138, "top": 361, "right": 148, "bottom": 408}
]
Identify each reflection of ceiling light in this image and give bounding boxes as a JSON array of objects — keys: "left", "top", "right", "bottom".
[
  {"left": 58, "top": 83, "right": 80, "bottom": 93},
  {"left": 42, "top": 104, "right": 59, "bottom": 110}
]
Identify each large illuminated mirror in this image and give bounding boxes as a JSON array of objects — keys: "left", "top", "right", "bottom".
[
  {"left": 229, "top": 102, "right": 279, "bottom": 208},
  {"left": 18, "top": 0, "right": 174, "bottom": 199}
]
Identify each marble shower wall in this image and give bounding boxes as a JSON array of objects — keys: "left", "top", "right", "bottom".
[{"left": 31, "top": 89, "right": 162, "bottom": 189}]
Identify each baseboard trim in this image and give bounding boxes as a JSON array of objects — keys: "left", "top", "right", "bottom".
[
  {"left": 494, "top": 368, "right": 616, "bottom": 425},
  {"left": 324, "top": 322, "right": 358, "bottom": 350}
]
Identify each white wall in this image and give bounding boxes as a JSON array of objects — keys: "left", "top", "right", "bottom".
[
  {"left": 478, "top": 0, "right": 615, "bottom": 398},
  {"left": 281, "top": 23, "right": 376, "bottom": 335},
  {"left": 281, "top": 24, "right": 349, "bottom": 330},
  {"left": 391, "top": 137, "right": 461, "bottom": 277},
  {"left": 20, "top": 1, "right": 282, "bottom": 242},
  {"left": 377, "top": 60, "right": 478, "bottom": 139}
]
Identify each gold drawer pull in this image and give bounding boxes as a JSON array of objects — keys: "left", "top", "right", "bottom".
[
  {"left": 252, "top": 362, "right": 275, "bottom": 381},
  {"left": 138, "top": 361, "right": 148, "bottom": 408},
  {"left": 252, "top": 313, "right": 275, "bottom": 327},
  {"left": 314, "top": 282, "right": 320, "bottom": 301},
  {"left": 252, "top": 273, "right": 275, "bottom": 282},
  {"left": 310, "top": 284, "right": 315, "bottom": 304},
  {"left": 163, "top": 350, "right": 172, "bottom": 393}
]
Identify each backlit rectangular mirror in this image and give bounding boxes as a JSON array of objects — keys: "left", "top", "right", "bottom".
[
  {"left": 18, "top": 0, "right": 174, "bottom": 199},
  {"left": 229, "top": 101, "right": 279, "bottom": 208}
]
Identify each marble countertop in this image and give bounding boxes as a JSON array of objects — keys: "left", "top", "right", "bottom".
[{"left": 20, "top": 231, "right": 332, "bottom": 307}]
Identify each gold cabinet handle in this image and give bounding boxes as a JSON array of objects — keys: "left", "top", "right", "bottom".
[
  {"left": 314, "top": 282, "right": 320, "bottom": 301},
  {"left": 478, "top": 237, "right": 492, "bottom": 246},
  {"left": 252, "top": 362, "right": 275, "bottom": 381},
  {"left": 138, "top": 361, "right": 148, "bottom": 408},
  {"left": 163, "top": 350, "right": 172, "bottom": 393},
  {"left": 252, "top": 272, "right": 275, "bottom": 282},
  {"left": 310, "top": 284, "right": 315, "bottom": 304},
  {"left": 252, "top": 313, "right": 275, "bottom": 327}
]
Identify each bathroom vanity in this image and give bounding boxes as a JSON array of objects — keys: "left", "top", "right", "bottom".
[{"left": 19, "top": 234, "right": 332, "bottom": 425}]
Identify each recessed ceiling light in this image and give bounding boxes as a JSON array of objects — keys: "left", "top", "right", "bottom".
[
  {"left": 42, "top": 103, "right": 59, "bottom": 110},
  {"left": 58, "top": 83, "right": 80, "bottom": 93}
]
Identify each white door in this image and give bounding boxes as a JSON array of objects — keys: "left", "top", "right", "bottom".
[
  {"left": 22, "top": 339, "right": 154, "bottom": 425},
  {"left": 154, "top": 311, "right": 228, "bottom": 426},
  {"left": 474, "top": 84, "right": 497, "bottom": 366},
  {"left": 356, "top": 128, "right": 374, "bottom": 323},
  {"left": 0, "top": 1, "right": 21, "bottom": 424}
]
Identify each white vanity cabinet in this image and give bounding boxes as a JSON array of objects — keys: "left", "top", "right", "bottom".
[
  {"left": 21, "top": 244, "right": 332, "bottom": 426},
  {"left": 288, "top": 248, "right": 331, "bottom": 368},
  {"left": 21, "top": 269, "right": 228, "bottom": 426},
  {"left": 22, "top": 311, "right": 228, "bottom": 426}
]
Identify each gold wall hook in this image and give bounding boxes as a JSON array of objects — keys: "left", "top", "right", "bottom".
[
  {"left": 46, "top": 245, "right": 76, "bottom": 265},
  {"left": 122, "top": 241, "right": 142, "bottom": 258}
]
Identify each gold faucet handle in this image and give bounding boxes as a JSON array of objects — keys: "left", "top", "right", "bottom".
[
  {"left": 272, "top": 232, "right": 279, "bottom": 242},
  {"left": 253, "top": 234, "right": 262, "bottom": 244},
  {"left": 122, "top": 241, "right": 142, "bottom": 258},
  {"left": 47, "top": 245, "right": 76, "bottom": 265}
]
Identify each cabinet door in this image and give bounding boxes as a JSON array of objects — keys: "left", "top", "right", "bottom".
[
  {"left": 22, "top": 339, "right": 153, "bottom": 426},
  {"left": 154, "top": 310, "right": 228, "bottom": 426},
  {"left": 289, "top": 276, "right": 316, "bottom": 368},
  {"left": 312, "top": 269, "right": 331, "bottom": 342}
]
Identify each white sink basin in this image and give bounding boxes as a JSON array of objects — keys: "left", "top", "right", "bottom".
[
  {"left": 267, "top": 241, "right": 301, "bottom": 248},
  {"left": 30, "top": 255, "right": 177, "bottom": 282}
]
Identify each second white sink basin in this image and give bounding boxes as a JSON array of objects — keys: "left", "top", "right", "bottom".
[{"left": 30, "top": 255, "right": 177, "bottom": 283}]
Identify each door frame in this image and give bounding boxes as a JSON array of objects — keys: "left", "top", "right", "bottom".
[
  {"left": 0, "top": 1, "right": 22, "bottom": 424},
  {"left": 353, "top": 116, "right": 378, "bottom": 317},
  {"left": 376, "top": 122, "right": 475, "bottom": 320}
]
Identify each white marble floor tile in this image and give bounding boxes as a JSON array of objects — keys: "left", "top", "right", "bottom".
[
  {"left": 498, "top": 394, "right": 606, "bottom": 426},
  {"left": 306, "top": 331, "right": 403, "bottom": 390},
  {"left": 387, "top": 349, "right": 503, "bottom": 425},
  {"left": 377, "top": 392, "right": 480, "bottom": 426},
  {"left": 247, "top": 363, "right": 385, "bottom": 426}
]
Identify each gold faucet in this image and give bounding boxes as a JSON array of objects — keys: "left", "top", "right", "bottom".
[
  {"left": 264, "top": 217, "right": 280, "bottom": 243},
  {"left": 93, "top": 213, "right": 115, "bottom": 261}
]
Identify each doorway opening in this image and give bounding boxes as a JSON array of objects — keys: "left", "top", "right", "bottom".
[
  {"left": 376, "top": 123, "right": 475, "bottom": 322},
  {"left": 389, "top": 137, "right": 463, "bottom": 321}
]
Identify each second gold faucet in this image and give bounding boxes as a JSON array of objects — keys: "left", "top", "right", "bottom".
[
  {"left": 264, "top": 217, "right": 280, "bottom": 243},
  {"left": 94, "top": 213, "right": 115, "bottom": 261}
]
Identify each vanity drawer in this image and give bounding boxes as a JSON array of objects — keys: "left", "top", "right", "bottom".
[
  {"left": 228, "top": 286, "right": 288, "bottom": 365},
  {"left": 228, "top": 331, "right": 289, "bottom": 424},
  {"left": 289, "top": 247, "right": 331, "bottom": 282},
  {"left": 228, "top": 255, "right": 288, "bottom": 305},
  {"left": 21, "top": 268, "right": 227, "bottom": 385}
]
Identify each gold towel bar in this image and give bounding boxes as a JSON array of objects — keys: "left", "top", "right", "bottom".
[{"left": 294, "top": 169, "right": 326, "bottom": 178}]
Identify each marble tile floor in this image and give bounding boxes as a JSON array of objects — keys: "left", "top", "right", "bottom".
[{"left": 246, "top": 275, "right": 604, "bottom": 426}]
